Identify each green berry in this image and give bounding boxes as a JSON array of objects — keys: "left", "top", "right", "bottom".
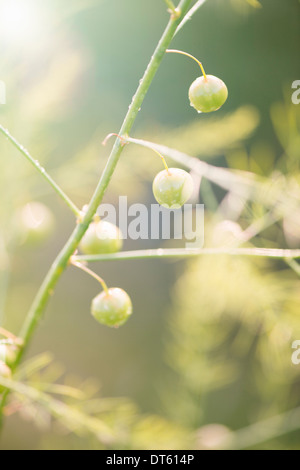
[
  {"left": 152, "top": 168, "right": 194, "bottom": 209},
  {"left": 91, "top": 288, "right": 132, "bottom": 328},
  {"left": 17, "top": 202, "right": 54, "bottom": 245},
  {"left": 80, "top": 220, "right": 123, "bottom": 255},
  {"left": 0, "top": 362, "right": 12, "bottom": 393},
  {"left": 189, "top": 75, "right": 228, "bottom": 113}
]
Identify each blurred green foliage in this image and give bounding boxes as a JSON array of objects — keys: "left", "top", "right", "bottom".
[{"left": 0, "top": 0, "right": 300, "bottom": 450}]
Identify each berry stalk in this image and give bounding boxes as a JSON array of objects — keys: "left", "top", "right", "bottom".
[
  {"left": 166, "top": 49, "right": 207, "bottom": 78},
  {"left": 71, "top": 260, "right": 109, "bottom": 295}
]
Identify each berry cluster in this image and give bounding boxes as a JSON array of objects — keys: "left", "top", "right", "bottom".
[
  {"left": 5, "top": 49, "right": 228, "bottom": 334},
  {"left": 73, "top": 49, "right": 228, "bottom": 329}
]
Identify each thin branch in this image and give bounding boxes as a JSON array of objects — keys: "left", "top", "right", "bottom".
[
  {"left": 241, "top": 211, "right": 281, "bottom": 242},
  {"left": 164, "top": 0, "right": 178, "bottom": 15},
  {"left": 285, "top": 258, "right": 300, "bottom": 277},
  {"left": 225, "top": 407, "right": 300, "bottom": 450},
  {"left": 0, "top": 376, "right": 113, "bottom": 442},
  {"left": 0, "top": 125, "right": 81, "bottom": 218},
  {"left": 175, "top": 0, "right": 208, "bottom": 35},
  {"left": 126, "top": 137, "right": 300, "bottom": 218},
  {"left": 73, "top": 247, "right": 300, "bottom": 263},
  {"left": 126, "top": 136, "right": 259, "bottom": 196}
]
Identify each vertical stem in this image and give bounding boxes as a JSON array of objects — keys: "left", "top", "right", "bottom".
[{"left": 0, "top": 0, "right": 194, "bottom": 422}]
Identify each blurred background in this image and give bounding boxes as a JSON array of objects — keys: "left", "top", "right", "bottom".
[{"left": 0, "top": 0, "right": 300, "bottom": 449}]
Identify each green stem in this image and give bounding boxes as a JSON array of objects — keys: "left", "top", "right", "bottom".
[
  {"left": 285, "top": 258, "right": 300, "bottom": 277},
  {"left": 164, "top": 0, "right": 179, "bottom": 16},
  {"left": 0, "top": 0, "right": 194, "bottom": 421},
  {"left": 73, "top": 247, "right": 300, "bottom": 263},
  {"left": 0, "top": 125, "right": 81, "bottom": 218},
  {"left": 175, "top": 0, "right": 208, "bottom": 35},
  {"left": 104, "top": 134, "right": 170, "bottom": 172},
  {"left": 224, "top": 406, "right": 300, "bottom": 450}
]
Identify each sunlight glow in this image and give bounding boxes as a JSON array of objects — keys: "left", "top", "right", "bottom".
[{"left": 0, "top": 0, "right": 44, "bottom": 45}]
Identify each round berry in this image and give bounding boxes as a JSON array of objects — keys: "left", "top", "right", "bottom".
[
  {"left": 91, "top": 288, "right": 132, "bottom": 328},
  {"left": 152, "top": 168, "right": 194, "bottom": 209},
  {"left": 189, "top": 75, "right": 228, "bottom": 113},
  {"left": 0, "top": 362, "right": 12, "bottom": 392},
  {"left": 16, "top": 202, "right": 54, "bottom": 245},
  {"left": 80, "top": 220, "right": 123, "bottom": 255}
]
